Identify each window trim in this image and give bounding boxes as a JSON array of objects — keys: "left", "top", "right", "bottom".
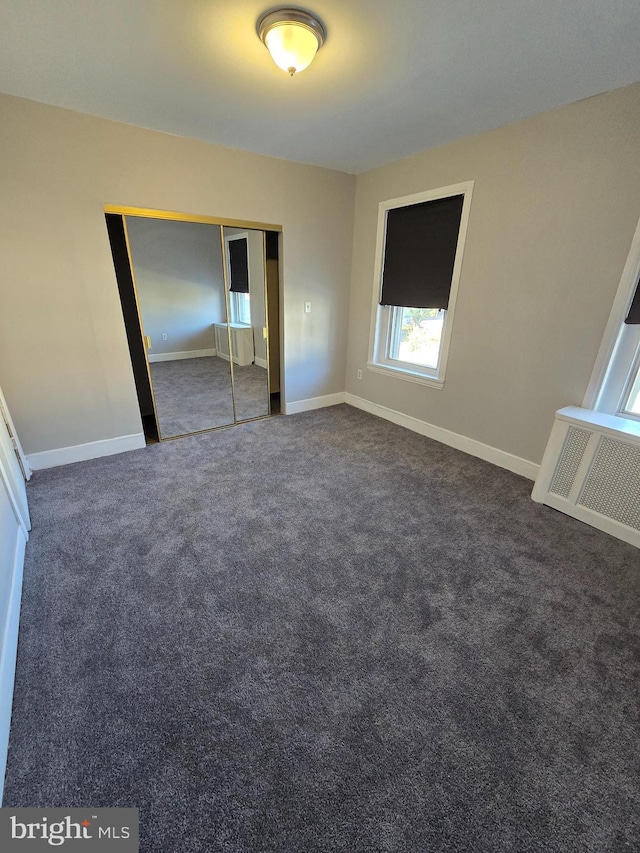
[
  {"left": 367, "top": 181, "right": 474, "bottom": 388},
  {"left": 584, "top": 215, "right": 640, "bottom": 420}
]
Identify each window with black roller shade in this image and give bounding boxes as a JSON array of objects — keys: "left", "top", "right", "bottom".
[
  {"left": 584, "top": 221, "right": 640, "bottom": 419},
  {"left": 369, "top": 182, "right": 473, "bottom": 387}
]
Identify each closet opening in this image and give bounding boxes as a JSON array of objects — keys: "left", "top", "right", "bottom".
[{"left": 105, "top": 207, "right": 282, "bottom": 443}]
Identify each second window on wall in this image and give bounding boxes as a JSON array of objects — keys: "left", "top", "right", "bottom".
[
  {"left": 591, "top": 264, "right": 640, "bottom": 420},
  {"left": 368, "top": 182, "right": 474, "bottom": 388}
]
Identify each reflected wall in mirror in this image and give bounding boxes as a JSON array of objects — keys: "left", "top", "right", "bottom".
[
  {"left": 125, "top": 217, "right": 234, "bottom": 439},
  {"left": 223, "top": 228, "right": 270, "bottom": 422}
]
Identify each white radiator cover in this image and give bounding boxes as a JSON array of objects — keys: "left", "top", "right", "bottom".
[
  {"left": 214, "top": 323, "right": 255, "bottom": 367},
  {"left": 532, "top": 406, "right": 640, "bottom": 549}
]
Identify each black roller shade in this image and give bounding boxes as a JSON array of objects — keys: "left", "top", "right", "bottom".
[
  {"left": 380, "top": 194, "right": 464, "bottom": 309},
  {"left": 229, "top": 239, "right": 249, "bottom": 293},
  {"left": 624, "top": 277, "right": 640, "bottom": 324}
]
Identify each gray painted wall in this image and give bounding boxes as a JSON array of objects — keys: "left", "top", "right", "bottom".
[
  {"left": 345, "top": 83, "right": 640, "bottom": 466},
  {"left": 0, "top": 93, "right": 354, "bottom": 455},
  {"left": 1, "top": 84, "right": 639, "bottom": 469},
  {"left": 126, "top": 217, "right": 225, "bottom": 357}
]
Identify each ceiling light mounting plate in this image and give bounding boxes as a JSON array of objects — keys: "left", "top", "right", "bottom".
[{"left": 257, "top": 8, "right": 326, "bottom": 49}]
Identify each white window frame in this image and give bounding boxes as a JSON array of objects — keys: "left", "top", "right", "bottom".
[
  {"left": 584, "top": 215, "right": 640, "bottom": 421},
  {"left": 224, "top": 231, "right": 252, "bottom": 327},
  {"left": 367, "top": 181, "right": 474, "bottom": 389},
  {"left": 622, "top": 351, "right": 640, "bottom": 416}
]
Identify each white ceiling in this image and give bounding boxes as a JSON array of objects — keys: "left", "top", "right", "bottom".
[{"left": 1, "top": 0, "right": 639, "bottom": 174}]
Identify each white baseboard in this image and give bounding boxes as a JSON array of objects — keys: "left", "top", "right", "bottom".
[
  {"left": 27, "top": 433, "right": 146, "bottom": 471},
  {"left": 148, "top": 348, "right": 217, "bottom": 363},
  {"left": 215, "top": 352, "right": 254, "bottom": 367},
  {"left": 283, "top": 392, "right": 346, "bottom": 415},
  {"left": 345, "top": 393, "right": 540, "bottom": 481},
  {"left": 254, "top": 357, "right": 268, "bottom": 369},
  {"left": 0, "top": 525, "right": 26, "bottom": 805}
]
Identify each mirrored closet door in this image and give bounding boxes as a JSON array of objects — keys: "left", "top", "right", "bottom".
[
  {"left": 105, "top": 209, "right": 279, "bottom": 443},
  {"left": 222, "top": 227, "right": 270, "bottom": 423}
]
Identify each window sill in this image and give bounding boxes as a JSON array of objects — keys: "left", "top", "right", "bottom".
[
  {"left": 557, "top": 406, "right": 640, "bottom": 441},
  {"left": 367, "top": 362, "right": 444, "bottom": 389}
]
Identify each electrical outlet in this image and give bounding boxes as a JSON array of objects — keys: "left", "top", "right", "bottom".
[
  {"left": 357, "top": 369, "right": 363, "bottom": 380},
  {"left": 162, "top": 333, "right": 168, "bottom": 341}
]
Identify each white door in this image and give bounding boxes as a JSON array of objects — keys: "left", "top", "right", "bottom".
[
  {"left": 0, "top": 384, "right": 29, "bottom": 803},
  {"left": 0, "top": 386, "right": 30, "bottom": 533}
]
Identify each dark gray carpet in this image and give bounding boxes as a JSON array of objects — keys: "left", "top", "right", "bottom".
[
  {"left": 150, "top": 357, "right": 269, "bottom": 438},
  {"left": 4, "top": 405, "right": 640, "bottom": 852},
  {"left": 232, "top": 363, "right": 270, "bottom": 423}
]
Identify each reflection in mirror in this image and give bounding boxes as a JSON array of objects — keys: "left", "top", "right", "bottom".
[
  {"left": 223, "top": 227, "right": 271, "bottom": 422},
  {"left": 125, "top": 217, "right": 234, "bottom": 438}
]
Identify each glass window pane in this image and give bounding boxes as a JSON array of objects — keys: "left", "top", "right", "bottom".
[
  {"left": 230, "top": 291, "right": 251, "bottom": 325},
  {"left": 238, "top": 292, "right": 251, "bottom": 325},
  {"left": 623, "top": 364, "right": 640, "bottom": 415},
  {"left": 388, "top": 307, "right": 444, "bottom": 369}
]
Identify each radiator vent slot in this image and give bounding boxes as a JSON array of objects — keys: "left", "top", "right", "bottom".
[
  {"left": 578, "top": 437, "right": 640, "bottom": 530},
  {"left": 549, "top": 426, "right": 591, "bottom": 498}
]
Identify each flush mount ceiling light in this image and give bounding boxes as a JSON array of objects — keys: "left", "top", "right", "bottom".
[{"left": 257, "top": 8, "right": 326, "bottom": 76}]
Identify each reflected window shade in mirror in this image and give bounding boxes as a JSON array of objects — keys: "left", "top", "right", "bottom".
[
  {"left": 380, "top": 194, "right": 464, "bottom": 309},
  {"left": 624, "top": 277, "right": 640, "bottom": 324},
  {"left": 229, "top": 239, "right": 249, "bottom": 293}
]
